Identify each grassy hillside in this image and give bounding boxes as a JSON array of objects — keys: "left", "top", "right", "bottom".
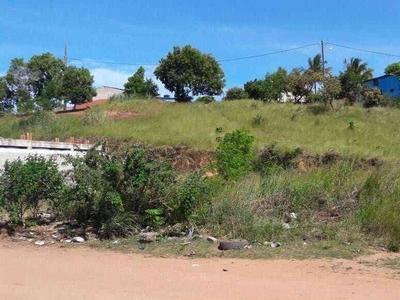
[{"left": 1, "top": 99, "right": 400, "bottom": 159}]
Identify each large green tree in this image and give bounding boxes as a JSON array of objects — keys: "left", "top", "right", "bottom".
[
  {"left": 154, "top": 45, "right": 225, "bottom": 102},
  {"left": 60, "top": 66, "right": 97, "bottom": 109},
  {"left": 339, "top": 57, "right": 373, "bottom": 103},
  {"left": 124, "top": 66, "right": 158, "bottom": 97},
  {"left": 385, "top": 62, "right": 400, "bottom": 77},
  {"left": 244, "top": 67, "right": 287, "bottom": 101},
  {"left": 27, "top": 52, "right": 65, "bottom": 99}
]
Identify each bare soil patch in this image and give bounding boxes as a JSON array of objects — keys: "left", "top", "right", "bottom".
[{"left": 1, "top": 242, "right": 399, "bottom": 300}]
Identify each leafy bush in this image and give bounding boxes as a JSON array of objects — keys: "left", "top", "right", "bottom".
[
  {"left": 169, "top": 171, "right": 211, "bottom": 223},
  {"left": 0, "top": 155, "right": 63, "bottom": 223},
  {"left": 61, "top": 144, "right": 177, "bottom": 235},
  {"left": 196, "top": 96, "right": 216, "bottom": 104},
  {"left": 363, "top": 88, "right": 384, "bottom": 108},
  {"left": 18, "top": 111, "right": 55, "bottom": 129},
  {"left": 224, "top": 87, "right": 247, "bottom": 100},
  {"left": 216, "top": 129, "right": 255, "bottom": 180}
]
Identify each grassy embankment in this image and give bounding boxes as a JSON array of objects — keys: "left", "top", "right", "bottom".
[
  {"left": 1, "top": 99, "right": 400, "bottom": 257},
  {"left": 1, "top": 99, "right": 400, "bottom": 159}
]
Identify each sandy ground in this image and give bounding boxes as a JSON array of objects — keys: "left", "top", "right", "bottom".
[{"left": 1, "top": 243, "right": 400, "bottom": 300}]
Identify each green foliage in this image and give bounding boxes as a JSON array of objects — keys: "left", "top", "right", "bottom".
[
  {"left": 385, "top": 62, "right": 400, "bottom": 77},
  {"left": 124, "top": 66, "right": 159, "bottom": 97},
  {"left": 169, "top": 171, "right": 210, "bottom": 223},
  {"left": 339, "top": 57, "right": 373, "bottom": 104},
  {"left": 244, "top": 67, "right": 287, "bottom": 101},
  {"left": 0, "top": 155, "right": 63, "bottom": 223},
  {"left": 363, "top": 88, "right": 384, "bottom": 108},
  {"left": 320, "top": 76, "right": 342, "bottom": 108},
  {"left": 144, "top": 208, "right": 165, "bottom": 229},
  {"left": 216, "top": 129, "right": 255, "bottom": 180},
  {"left": 61, "top": 144, "right": 176, "bottom": 234},
  {"left": 60, "top": 66, "right": 97, "bottom": 109},
  {"left": 286, "top": 68, "right": 321, "bottom": 103},
  {"left": 196, "top": 96, "right": 216, "bottom": 104},
  {"left": 154, "top": 45, "right": 225, "bottom": 102},
  {"left": 224, "top": 87, "right": 247, "bottom": 100}
]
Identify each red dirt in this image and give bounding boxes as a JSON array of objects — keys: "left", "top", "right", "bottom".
[{"left": 1, "top": 243, "right": 399, "bottom": 300}]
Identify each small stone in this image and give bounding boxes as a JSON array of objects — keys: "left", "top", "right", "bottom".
[
  {"left": 223, "top": 268, "right": 228, "bottom": 272},
  {"left": 191, "top": 264, "right": 200, "bottom": 268},
  {"left": 72, "top": 237, "right": 85, "bottom": 243},
  {"left": 34, "top": 240, "right": 45, "bottom": 246},
  {"left": 64, "top": 239, "right": 72, "bottom": 243},
  {"left": 207, "top": 236, "right": 218, "bottom": 243}
]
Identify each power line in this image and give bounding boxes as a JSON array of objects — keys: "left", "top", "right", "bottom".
[
  {"left": 218, "top": 43, "right": 320, "bottom": 62},
  {"left": 68, "top": 43, "right": 320, "bottom": 67},
  {"left": 69, "top": 58, "right": 159, "bottom": 66},
  {"left": 326, "top": 42, "right": 400, "bottom": 59}
]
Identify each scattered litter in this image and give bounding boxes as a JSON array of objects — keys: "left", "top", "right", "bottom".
[
  {"left": 191, "top": 264, "right": 200, "bottom": 268},
  {"left": 244, "top": 244, "right": 252, "bottom": 249},
  {"left": 270, "top": 242, "right": 281, "bottom": 248},
  {"left": 72, "top": 237, "right": 85, "bottom": 243},
  {"left": 139, "top": 245, "right": 146, "bottom": 251},
  {"left": 282, "top": 223, "right": 291, "bottom": 229},
  {"left": 64, "top": 239, "right": 72, "bottom": 243},
  {"left": 34, "top": 240, "right": 45, "bottom": 246},
  {"left": 223, "top": 269, "right": 228, "bottom": 272},
  {"left": 181, "top": 241, "right": 192, "bottom": 245},
  {"left": 111, "top": 240, "right": 119, "bottom": 245},
  {"left": 187, "top": 226, "right": 194, "bottom": 240},
  {"left": 207, "top": 236, "right": 218, "bottom": 243},
  {"left": 289, "top": 212, "right": 298, "bottom": 220},
  {"left": 186, "top": 251, "right": 196, "bottom": 257}
]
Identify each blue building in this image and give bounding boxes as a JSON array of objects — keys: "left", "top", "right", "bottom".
[{"left": 365, "top": 74, "right": 400, "bottom": 98}]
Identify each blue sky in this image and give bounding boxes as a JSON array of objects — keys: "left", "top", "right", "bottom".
[{"left": 1, "top": 0, "right": 400, "bottom": 95}]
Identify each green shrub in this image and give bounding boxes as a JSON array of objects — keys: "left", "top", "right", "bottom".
[
  {"left": 224, "top": 87, "right": 247, "bottom": 100},
  {"left": 216, "top": 129, "right": 255, "bottom": 180},
  {"left": 196, "top": 96, "right": 216, "bottom": 104},
  {"left": 251, "top": 114, "right": 264, "bottom": 126},
  {"left": 169, "top": 171, "right": 211, "bottom": 223},
  {"left": 0, "top": 155, "right": 63, "bottom": 223},
  {"left": 61, "top": 144, "right": 177, "bottom": 234},
  {"left": 18, "top": 111, "right": 55, "bottom": 129},
  {"left": 99, "top": 212, "right": 139, "bottom": 239}
]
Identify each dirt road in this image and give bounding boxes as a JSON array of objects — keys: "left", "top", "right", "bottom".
[{"left": 1, "top": 243, "right": 399, "bottom": 300}]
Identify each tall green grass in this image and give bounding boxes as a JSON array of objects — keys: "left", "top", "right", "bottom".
[{"left": 2, "top": 99, "right": 400, "bottom": 159}]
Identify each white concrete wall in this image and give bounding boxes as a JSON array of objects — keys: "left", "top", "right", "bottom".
[
  {"left": 0, "top": 148, "right": 83, "bottom": 171},
  {"left": 93, "top": 86, "right": 124, "bottom": 101}
]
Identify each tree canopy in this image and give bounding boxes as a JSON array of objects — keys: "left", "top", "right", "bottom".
[
  {"left": 124, "top": 66, "right": 159, "bottom": 97},
  {"left": 60, "top": 66, "right": 97, "bottom": 109},
  {"left": 154, "top": 45, "right": 225, "bottom": 102},
  {"left": 385, "top": 62, "right": 400, "bottom": 77}
]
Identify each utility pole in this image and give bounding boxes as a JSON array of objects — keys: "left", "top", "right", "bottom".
[
  {"left": 63, "top": 42, "right": 68, "bottom": 66},
  {"left": 321, "top": 40, "right": 325, "bottom": 77}
]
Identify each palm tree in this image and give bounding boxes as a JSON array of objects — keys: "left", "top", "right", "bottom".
[
  {"left": 344, "top": 57, "right": 373, "bottom": 82},
  {"left": 308, "top": 54, "right": 323, "bottom": 73},
  {"left": 340, "top": 57, "right": 374, "bottom": 103},
  {"left": 308, "top": 54, "right": 323, "bottom": 93}
]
